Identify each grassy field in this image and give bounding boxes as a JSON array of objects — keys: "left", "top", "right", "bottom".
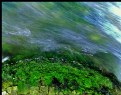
[{"left": 2, "top": 50, "right": 121, "bottom": 95}]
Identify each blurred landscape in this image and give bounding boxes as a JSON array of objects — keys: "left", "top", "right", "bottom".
[{"left": 2, "top": 2, "right": 121, "bottom": 95}]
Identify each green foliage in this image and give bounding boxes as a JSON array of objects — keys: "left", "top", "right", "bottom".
[
  {"left": 2, "top": 50, "right": 121, "bottom": 94},
  {"left": 17, "top": 81, "right": 29, "bottom": 94},
  {"left": 2, "top": 58, "right": 114, "bottom": 94}
]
